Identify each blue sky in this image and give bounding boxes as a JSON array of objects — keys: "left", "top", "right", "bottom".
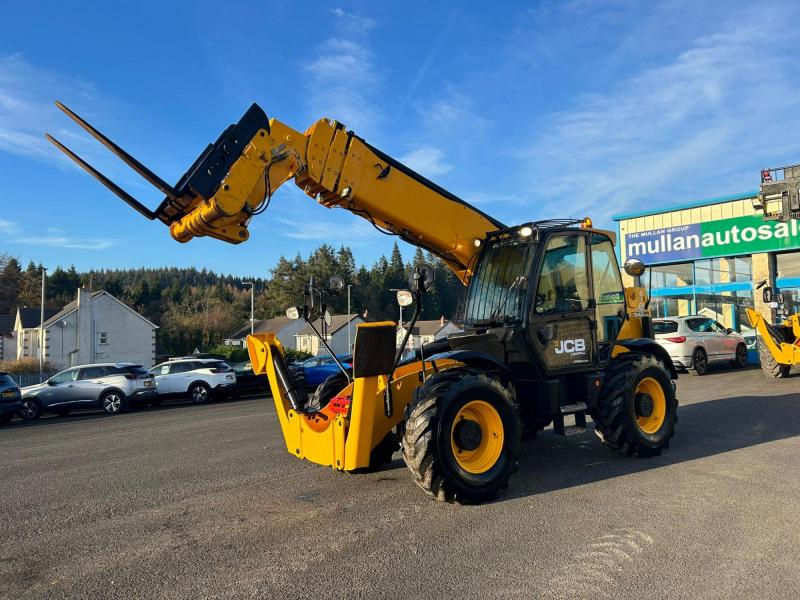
[{"left": 3, "top": 0, "right": 800, "bottom": 277}]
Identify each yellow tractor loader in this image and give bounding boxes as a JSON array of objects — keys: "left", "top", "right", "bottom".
[
  {"left": 48, "top": 101, "right": 679, "bottom": 503},
  {"left": 746, "top": 282, "right": 799, "bottom": 378}
]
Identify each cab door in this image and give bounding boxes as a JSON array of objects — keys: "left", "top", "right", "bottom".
[{"left": 529, "top": 232, "right": 597, "bottom": 372}]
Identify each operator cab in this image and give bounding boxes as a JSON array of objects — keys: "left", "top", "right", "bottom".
[{"left": 458, "top": 219, "right": 627, "bottom": 376}]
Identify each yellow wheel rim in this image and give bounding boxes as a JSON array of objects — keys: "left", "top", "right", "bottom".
[
  {"left": 634, "top": 377, "right": 667, "bottom": 434},
  {"left": 450, "top": 400, "right": 504, "bottom": 474}
]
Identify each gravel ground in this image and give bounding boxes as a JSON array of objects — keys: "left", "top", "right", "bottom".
[{"left": 1, "top": 365, "right": 798, "bottom": 599}]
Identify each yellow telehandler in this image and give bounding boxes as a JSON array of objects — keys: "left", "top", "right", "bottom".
[{"left": 47, "top": 101, "right": 678, "bottom": 503}]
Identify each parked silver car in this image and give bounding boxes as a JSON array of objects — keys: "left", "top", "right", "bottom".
[
  {"left": 19, "top": 363, "right": 157, "bottom": 419},
  {"left": 653, "top": 316, "right": 749, "bottom": 376}
]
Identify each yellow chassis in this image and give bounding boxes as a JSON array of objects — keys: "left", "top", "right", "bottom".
[
  {"left": 247, "top": 330, "right": 459, "bottom": 471},
  {"left": 746, "top": 308, "right": 800, "bottom": 365}
]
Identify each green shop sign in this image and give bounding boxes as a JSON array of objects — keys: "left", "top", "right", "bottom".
[{"left": 624, "top": 215, "right": 800, "bottom": 264}]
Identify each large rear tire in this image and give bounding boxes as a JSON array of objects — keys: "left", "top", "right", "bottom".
[
  {"left": 592, "top": 354, "right": 677, "bottom": 457},
  {"left": 401, "top": 367, "right": 521, "bottom": 504},
  {"left": 757, "top": 338, "right": 791, "bottom": 378}
]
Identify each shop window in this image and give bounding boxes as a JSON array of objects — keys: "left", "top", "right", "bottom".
[
  {"left": 650, "top": 294, "right": 694, "bottom": 319},
  {"left": 775, "top": 252, "right": 800, "bottom": 279},
  {"left": 694, "top": 257, "right": 751, "bottom": 285},
  {"left": 643, "top": 262, "right": 693, "bottom": 288},
  {"left": 695, "top": 291, "right": 755, "bottom": 348}
]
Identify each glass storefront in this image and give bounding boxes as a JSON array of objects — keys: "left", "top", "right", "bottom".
[{"left": 644, "top": 256, "right": 756, "bottom": 349}]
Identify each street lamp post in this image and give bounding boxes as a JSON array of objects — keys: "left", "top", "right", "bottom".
[
  {"left": 39, "top": 267, "right": 47, "bottom": 379},
  {"left": 243, "top": 281, "right": 255, "bottom": 335},
  {"left": 347, "top": 284, "right": 354, "bottom": 353}
]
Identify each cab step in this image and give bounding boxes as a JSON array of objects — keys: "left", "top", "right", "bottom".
[{"left": 554, "top": 403, "right": 587, "bottom": 436}]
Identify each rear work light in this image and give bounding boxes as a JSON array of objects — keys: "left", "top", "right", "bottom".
[{"left": 664, "top": 336, "right": 686, "bottom": 343}]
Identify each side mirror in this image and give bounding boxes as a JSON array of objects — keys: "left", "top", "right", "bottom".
[
  {"left": 623, "top": 258, "right": 646, "bottom": 277},
  {"left": 762, "top": 287, "right": 774, "bottom": 303},
  {"left": 726, "top": 328, "right": 734, "bottom": 334},
  {"left": 47, "top": 379, "right": 55, "bottom": 386},
  {"left": 286, "top": 306, "right": 300, "bottom": 319},
  {"left": 396, "top": 290, "right": 414, "bottom": 307},
  {"left": 409, "top": 262, "right": 435, "bottom": 294},
  {"left": 328, "top": 275, "right": 344, "bottom": 295}
]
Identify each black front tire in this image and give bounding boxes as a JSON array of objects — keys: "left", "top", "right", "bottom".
[
  {"left": 401, "top": 367, "right": 521, "bottom": 504},
  {"left": 688, "top": 347, "right": 707, "bottom": 376},
  {"left": 189, "top": 383, "right": 211, "bottom": 404},
  {"left": 101, "top": 391, "right": 125, "bottom": 415},
  {"left": 19, "top": 398, "right": 41, "bottom": 421},
  {"left": 757, "top": 338, "right": 791, "bottom": 378},
  {"left": 731, "top": 343, "right": 748, "bottom": 368},
  {"left": 592, "top": 353, "right": 678, "bottom": 457}
]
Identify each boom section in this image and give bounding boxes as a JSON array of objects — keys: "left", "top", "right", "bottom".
[{"left": 47, "top": 102, "right": 503, "bottom": 283}]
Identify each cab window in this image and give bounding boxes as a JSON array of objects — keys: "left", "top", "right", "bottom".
[
  {"left": 534, "top": 235, "right": 590, "bottom": 314},
  {"left": 590, "top": 233, "right": 625, "bottom": 343}
]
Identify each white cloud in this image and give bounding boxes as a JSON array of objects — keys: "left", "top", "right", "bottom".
[
  {"left": 415, "top": 88, "right": 489, "bottom": 136},
  {"left": 399, "top": 147, "right": 453, "bottom": 178},
  {"left": 0, "top": 53, "right": 97, "bottom": 162},
  {"left": 328, "top": 7, "right": 376, "bottom": 32},
  {"left": 274, "top": 216, "right": 374, "bottom": 246},
  {"left": 302, "top": 38, "right": 382, "bottom": 136},
  {"left": 0, "top": 218, "right": 21, "bottom": 235},
  {"left": 521, "top": 7, "right": 800, "bottom": 223},
  {"left": 0, "top": 218, "right": 113, "bottom": 250}
]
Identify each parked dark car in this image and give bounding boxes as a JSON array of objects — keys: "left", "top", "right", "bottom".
[
  {"left": 0, "top": 372, "right": 22, "bottom": 425},
  {"left": 19, "top": 363, "right": 157, "bottom": 419},
  {"left": 231, "top": 362, "right": 304, "bottom": 398},
  {"left": 296, "top": 355, "right": 352, "bottom": 388}
]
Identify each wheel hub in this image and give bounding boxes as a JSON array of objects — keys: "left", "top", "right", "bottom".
[
  {"left": 635, "top": 392, "right": 654, "bottom": 417},
  {"left": 453, "top": 419, "right": 483, "bottom": 451}
]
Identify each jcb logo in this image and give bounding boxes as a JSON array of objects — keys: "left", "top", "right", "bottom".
[{"left": 554, "top": 339, "right": 586, "bottom": 354}]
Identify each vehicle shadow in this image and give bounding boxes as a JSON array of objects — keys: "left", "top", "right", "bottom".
[
  {"left": 503, "top": 392, "right": 800, "bottom": 501},
  {"left": 1, "top": 394, "right": 269, "bottom": 431}
]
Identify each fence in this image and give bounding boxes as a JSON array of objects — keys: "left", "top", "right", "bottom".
[{"left": 13, "top": 371, "right": 57, "bottom": 387}]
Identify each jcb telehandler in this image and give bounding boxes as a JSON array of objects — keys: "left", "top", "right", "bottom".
[
  {"left": 48, "top": 102, "right": 679, "bottom": 503},
  {"left": 746, "top": 163, "right": 800, "bottom": 378}
]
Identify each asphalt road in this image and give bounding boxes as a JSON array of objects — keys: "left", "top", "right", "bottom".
[{"left": 1, "top": 365, "right": 799, "bottom": 599}]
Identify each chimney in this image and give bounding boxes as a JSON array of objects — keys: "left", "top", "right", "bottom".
[
  {"left": 363, "top": 309, "right": 368, "bottom": 319},
  {"left": 76, "top": 287, "right": 93, "bottom": 365},
  {"left": 440, "top": 315, "right": 446, "bottom": 326}
]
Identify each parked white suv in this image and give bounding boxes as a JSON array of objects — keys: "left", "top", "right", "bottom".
[
  {"left": 653, "top": 316, "right": 748, "bottom": 376},
  {"left": 150, "top": 358, "right": 236, "bottom": 403}
]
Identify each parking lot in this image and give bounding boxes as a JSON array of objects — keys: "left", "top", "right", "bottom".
[{"left": 1, "top": 367, "right": 798, "bottom": 599}]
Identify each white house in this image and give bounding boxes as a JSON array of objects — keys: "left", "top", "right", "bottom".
[
  {"left": 396, "top": 318, "right": 463, "bottom": 358},
  {"left": 224, "top": 315, "right": 306, "bottom": 350},
  {"left": 296, "top": 314, "right": 365, "bottom": 356},
  {"left": 13, "top": 307, "right": 60, "bottom": 362},
  {"left": 18, "top": 288, "right": 158, "bottom": 369}
]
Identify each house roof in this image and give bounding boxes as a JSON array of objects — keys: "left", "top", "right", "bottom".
[
  {"left": 399, "top": 320, "right": 452, "bottom": 336},
  {"left": 41, "top": 290, "right": 158, "bottom": 329},
  {"left": 42, "top": 290, "right": 103, "bottom": 327},
  {"left": 17, "top": 307, "right": 60, "bottom": 329},
  {"left": 228, "top": 315, "right": 293, "bottom": 340},
  {"left": 0, "top": 315, "right": 14, "bottom": 334},
  {"left": 298, "top": 314, "right": 363, "bottom": 336}
]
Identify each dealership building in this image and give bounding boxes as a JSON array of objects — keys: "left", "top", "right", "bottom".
[{"left": 614, "top": 190, "right": 800, "bottom": 358}]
